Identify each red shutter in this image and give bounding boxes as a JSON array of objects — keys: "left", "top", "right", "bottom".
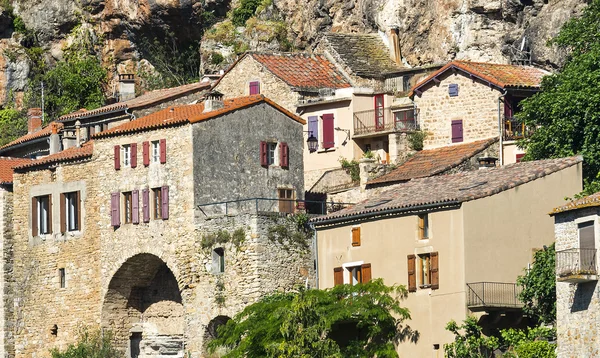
[
  {"left": 249, "top": 81, "right": 260, "bottom": 95},
  {"left": 31, "top": 197, "right": 38, "bottom": 237},
  {"left": 516, "top": 153, "right": 525, "bottom": 163},
  {"left": 159, "top": 139, "right": 167, "bottom": 164},
  {"left": 114, "top": 145, "right": 120, "bottom": 170},
  {"left": 361, "top": 263, "right": 372, "bottom": 283},
  {"left": 451, "top": 120, "right": 463, "bottom": 143},
  {"left": 334, "top": 267, "right": 343, "bottom": 286},
  {"left": 60, "top": 193, "right": 66, "bottom": 233},
  {"left": 131, "top": 143, "right": 138, "bottom": 168},
  {"left": 142, "top": 189, "right": 150, "bottom": 223},
  {"left": 111, "top": 192, "right": 120, "bottom": 227},
  {"left": 142, "top": 141, "right": 150, "bottom": 166},
  {"left": 132, "top": 190, "right": 139, "bottom": 224},
  {"left": 280, "top": 142, "right": 288, "bottom": 168},
  {"left": 161, "top": 186, "right": 169, "bottom": 220},
  {"left": 407, "top": 254, "right": 416, "bottom": 292},
  {"left": 431, "top": 252, "right": 439, "bottom": 290},
  {"left": 260, "top": 141, "right": 267, "bottom": 167},
  {"left": 322, "top": 113, "right": 334, "bottom": 149}
]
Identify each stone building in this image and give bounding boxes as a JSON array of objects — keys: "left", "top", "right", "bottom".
[
  {"left": 312, "top": 156, "right": 582, "bottom": 357},
  {"left": 7, "top": 94, "right": 314, "bottom": 357},
  {"left": 552, "top": 192, "right": 600, "bottom": 357}
]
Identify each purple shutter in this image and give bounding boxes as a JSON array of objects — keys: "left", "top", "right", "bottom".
[
  {"left": 280, "top": 142, "right": 289, "bottom": 168},
  {"left": 111, "top": 192, "right": 120, "bottom": 227},
  {"left": 308, "top": 116, "right": 319, "bottom": 150},
  {"left": 249, "top": 81, "right": 260, "bottom": 95},
  {"left": 132, "top": 190, "right": 139, "bottom": 224},
  {"left": 142, "top": 189, "right": 150, "bottom": 223},
  {"left": 161, "top": 186, "right": 169, "bottom": 220},
  {"left": 451, "top": 120, "right": 463, "bottom": 143},
  {"left": 114, "top": 146, "right": 120, "bottom": 170},
  {"left": 260, "top": 141, "right": 267, "bottom": 167},
  {"left": 504, "top": 98, "right": 513, "bottom": 118},
  {"left": 160, "top": 139, "right": 167, "bottom": 164},
  {"left": 131, "top": 143, "right": 137, "bottom": 168},
  {"left": 143, "top": 141, "right": 150, "bottom": 166},
  {"left": 322, "top": 113, "right": 334, "bottom": 149}
]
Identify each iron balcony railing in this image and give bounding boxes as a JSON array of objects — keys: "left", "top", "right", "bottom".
[
  {"left": 503, "top": 116, "right": 533, "bottom": 141},
  {"left": 197, "top": 198, "right": 354, "bottom": 217},
  {"left": 466, "top": 282, "right": 523, "bottom": 311},
  {"left": 556, "top": 248, "right": 597, "bottom": 279},
  {"left": 353, "top": 108, "right": 418, "bottom": 136}
]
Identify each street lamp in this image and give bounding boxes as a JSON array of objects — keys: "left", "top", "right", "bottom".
[{"left": 306, "top": 134, "right": 318, "bottom": 153}]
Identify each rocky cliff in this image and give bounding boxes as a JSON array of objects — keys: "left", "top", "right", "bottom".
[{"left": 0, "top": 0, "right": 587, "bottom": 108}]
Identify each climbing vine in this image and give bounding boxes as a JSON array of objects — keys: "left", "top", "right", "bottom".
[
  {"left": 266, "top": 213, "right": 312, "bottom": 251},
  {"left": 201, "top": 228, "right": 246, "bottom": 252}
]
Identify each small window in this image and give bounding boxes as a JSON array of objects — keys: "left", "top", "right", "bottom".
[
  {"left": 449, "top": 83, "right": 459, "bottom": 97},
  {"left": 351, "top": 226, "right": 361, "bottom": 247},
  {"left": 152, "top": 188, "right": 163, "bottom": 219},
  {"left": 418, "top": 214, "right": 429, "bottom": 240},
  {"left": 151, "top": 141, "right": 160, "bottom": 163},
  {"left": 59, "top": 268, "right": 66, "bottom": 288},
  {"left": 33, "top": 195, "right": 52, "bottom": 235},
  {"left": 344, "top": 263, "right": 372, "bottom": 285},
  {"left": 64, "top": 191, "right": 80, "bottom": 232},
  {"left": 213, "top": 248, "right": 225, "bottom": 274},
  {"left": 278, "top": 189, "right": 294, "bottom": 214},
  {"left": 249, "top": 81, "right": 260, "bottom": 95},
  {"left": 418, "top": 254, "right": 431, "bottom": 287},
  {"left": 267, "top": 143, "right": 277, "bottom": 166},
  {"left": 123, "top": 192, "right": 133, "bottom": 224},
  {"left": 122, "top": 145, "right": 131, "bottom": 167}
]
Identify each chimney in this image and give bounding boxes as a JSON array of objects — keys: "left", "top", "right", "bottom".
[
  {"left": 203, "top": 91, "right": 225, "bottom": 113},
  {"left": 388, "top": 27, "right": 402, "bottom": 65},
  {"left": 118, "top": 74, "right": 136, "bottom": 102},
  {"left": 27, "top": 108, "right": 43, "bottom": 134},
  {"left": 75, "top": 120, "right": 81, "bottom": 147},
  {"left": 49, "top": 123, "right": 61, "bottom": 155}
]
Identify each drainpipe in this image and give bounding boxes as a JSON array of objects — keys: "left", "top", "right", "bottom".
[
  {"left": 309, "top": 223, "right": 319, "bottom": 290},
  {"left": 126, "top": 107, "right": 136, "bottom": 121},
  {"left": 498, "top": 89, "right": 508, "bottom": 166}
]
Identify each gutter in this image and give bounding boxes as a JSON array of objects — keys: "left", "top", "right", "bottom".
[
  {"left": 498, "top": 89, "right": 508, "bottom": 166},
  {"left": 58, "top": 107, "right": 127, "bottom": 123}
]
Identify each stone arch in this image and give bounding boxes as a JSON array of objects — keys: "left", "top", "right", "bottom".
[
  {"left": 203, "top": 315, "right": 232, "bottom": 356},
  {"left": 102, "top": 253, "right": 184, "bottom": 357}
]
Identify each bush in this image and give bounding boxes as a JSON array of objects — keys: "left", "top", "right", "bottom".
[
  {"left": 50, "top": 328, "right": 120, "bottom": 358},
  {"left": 407, "top": 130, "right": 427, "bottom": 151},
  {"left": 231, "top": 0, "right": 261, "bottom": 26},
  {"left": 0, "top": 108, "right": 26, "bottom": 147},
  {"left": 339, "top": 157, "right": 360, "bottom": 182}
]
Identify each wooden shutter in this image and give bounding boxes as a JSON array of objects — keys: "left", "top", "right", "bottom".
[
  {"left": 431, "top": 252, "right": 439, "bottom": 290},
  {"left": 142, "top": 189, "right": 150, "bottom": 223},
  {"left": 260, "top": 141, "right": 267, "bottom": 167},
  {"left": 159, "top": 139, "right": 167, "bottom": 164},
  {"left": 114, "top": 145, "right": 120, "bottom": 170},
  {"left": 111, "top": 192, "right": 120, "bottom": 227},
  {"left": 448, "top": 83, "right": 459, "bottom": 97},
  {"left": 89, "top": 126, "right": 95, "bottom": 137},
  {"left": 308, "top": 116, "right": 319, "bottom": 150},
  {"left": 280, "top": 142, "right": 289, "bottom": 168},
  {"left": 60, "top": 193, "right": 66, "bottom": 233},
  {"left": 504, "top": 97, "right": 513, "bottom": 118},
  {"left": 351, "top": 227, "right": 361, "bottom": 247},
  {"left": 407, "top": 254, "right": 416, "bottom": 292},
  {"left": 142, "top": 141, "right": 150, "bottom": 166},
  {"left": 322, "top": 113, "right": 335, "bottom": 149},
  {"left": 130, "top": 143, "right": 137, "bottom": 168},
  {"left": 31, "top": 197, "right": 38, "bottom": 237},
  {"left": 451, "top": 120, "right": 463, "bottom": 143},
  {"left": 161, "top": 186, "right": 169, "bottom": 220},
  {"left": 334, "top": 267, "right": 344, "bottom": 286},
  {"left": 361, "top": 263, "right": 372, "bottom": 283},
  {"left": 249, "top": 81, "right": 260, "bottom": 95},
  {"left": 76, "top": 191, "right": 81, "bottom": 231},
  {"left": 132, "top": 190, "right": 139, "bottom": 224}
]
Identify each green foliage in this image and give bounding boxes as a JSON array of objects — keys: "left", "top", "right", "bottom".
[
  {"left": 231, "top": 0, "right": 261, "bottom": 27},
  {"left": 210, "top": 52, "right": 224, "bottom": 65},
  {"left": 201, "top": 228, "right": 246, "bottom": 251},
  {"left": 12, "top": 16, "right": 26, "bottom": 34},
  {"left": 517, "top": 0, "right": 600, "bottom": 192},
  {"left": 444, "top": 316, "right": 499, "bottom": 358},
  {"left": 501, "top": 326, "right": 556, "bottom": 358},
  {"left": 407, "top": 130, "right": 427, "bottom": 151},
  {"left": 0, "top": 108, "right": 26, "bottom": 147},
  {"left": 50, "top": 328, "right": 120, "bottom": 358},
  {"left": 266, "top": 215, "right": 311, "bottom": 251},
  {"left": 339, "top": 157, "right": 360, "bottom": 182},
  {"left": 208, "top": 279, "right": 411, "bottom": 357},
  {"left": 215, "top": 277, "right": 226, "bottom": 306},
  {"left": 363, "top": 150, "right": 375, "bottom": 159},
  {"left": 517, "top": 244, "right": 556, "bottom": 325}
]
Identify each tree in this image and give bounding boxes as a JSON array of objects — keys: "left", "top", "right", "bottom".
[
  {"left": 208, "top": 279, "right": 413, "bottom": 357},
  {"left": 516, "top": 244, "right": 556, "bottom": 325},
  {"left": 518, "top": 0, "right": 600, "bottom": 193},
  {"left": 444, "top": 316, "right": 500, "bottom": 358},
  {"left": 50, "top": 328, "right": 120, "bottom": 358},
  {"left": 0, "top": 108, "right": 26, "bottom": 147}
]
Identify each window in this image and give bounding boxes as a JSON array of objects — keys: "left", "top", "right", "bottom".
[
  {"left": 150, "top": 186, "right": 169, "bottom": 220},
  {"left": 32, "top": 195, "right": 52, "bottom": 236},
  {"left": 451, "top": 120, "right": 463, "bottom": 143},
  {"left": 123, "top": 192, "right": 133, "bottom": 224},
  {"left": 418, "top": 214, "right": 429, "bottom": 240},
  {"left": 267, "top": 143, "right": 276, "bottom": 165},
  {"left": 394, "top": 109, "right": 415, "bottom": 130},
  {"left": 213, "top": 248, "right": 225, "bottom": 274},
  {"left": 419, "top": 254, "right": 431, "bottom": 287},
  {"left": 351, "top": 226, "right": 361, "bottom": 247},
  {"left": 151, "top": 141, "right": 160, "bottom": 163},
  {"left": 449, "top": 83, "right": 459, "bottom": 97},
  {"left": 407, "top": 253, "right": 439, "bottom": 292},
  {"left": 260, "top": 141, "right": 278, "bottom": 167},
  {"left": 122, "top": 145, "right": 131, "bottom": 167},
  {"left": 249, "top": 81, "right": 260, "bottom": 95},
  {"left": 278, "top": 188, "right": 294, "bottom": 214},
  {"left": 59, "top": 268, "right": 66, "bottom": 288},
  {"left": 152, "top": 188, "right": 162, "bottom": 219},
  {"left": 579, "top": 221, "right": 595, "bottom": 249},
  {"left": 61, "top": 191, "right": 80, "bottom": 232},
  {"left": 374, "top": 95, "right": 385, "bottom": 131},
  {"left": 333, "top": 263, "right": 372, "bottom": 286}
]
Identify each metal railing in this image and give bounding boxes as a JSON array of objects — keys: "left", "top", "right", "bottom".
[
  {"left": 197, "top": 198, "right": 354, "bottom": 217},
  {"left": 556, "top": 248, "right": 597, "bottom": 278},
  {"left": 503, "top": 116, "right": 533, "bottom": 141},
  {"left": 466, "top": 282, "right": 523, "bottom": 310},
  {"left": 353, "top": 108, "right": 418, "bottom": 136}
]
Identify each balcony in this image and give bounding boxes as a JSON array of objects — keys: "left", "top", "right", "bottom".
[
  {"left": 353, "top": 108, "right": 418, "bottom": 138},
  {"left": 503, "top": 116, "right": 533, "bottom": 141},
  {"left": 556, "top": 248, "right": 598, "bottom": 283},
  {"left": 197, "top": 198, "right": 354, "bottom": 218},
  {"left": 466, "top": 282, "right": 523, "bottom": 312}
]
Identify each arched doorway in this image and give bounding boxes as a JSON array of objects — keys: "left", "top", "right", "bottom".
[
  {"left": 102, "top": 253, "right": 184, "bottom": 357},
  {"left": 203, "top": 315, "right": 232, "bottom": 357}
]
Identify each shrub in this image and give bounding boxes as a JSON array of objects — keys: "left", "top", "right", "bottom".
[
  {"left": 50, "top": 328, "right": 120, "bottom": 358},
  {"left": 407, "top": 130, "right": 427, "bottom": 151},
  {"left": 339, "top": 157, "right": 360, "bottom": 182},
  {"left": 231, "top": 0, "right": 261, "bottom": 27}
]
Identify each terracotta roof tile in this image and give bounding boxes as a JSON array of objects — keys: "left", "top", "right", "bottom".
[
  {"left": 13, "top": 142, "right": 94, "bottom": 171},
  {"left": 410, "top": 60, "right": 548, "bottom": 97},
  {"left": 93, "top": 95, "right": 306, "bottom": 139},
  {"left": 59, "top": 82, "right": 212, "bottom": 121},
  {"left": 551, "top": 192, "right": 600, "bottom": 215},
  {"left": 250, "top": 53, "right": 351, "bottom": 90},
  {"left": 368, "top": 138, "right": 498, "bottom": 185},
  {"left": 312, "top": 156, "right": 582, "bottom": 224},
  {"left": 0, "top": 157, "right": 35, "bottom": 183},
  {"left": 0, "top": 122, "right": 64, "bottom": 153}
]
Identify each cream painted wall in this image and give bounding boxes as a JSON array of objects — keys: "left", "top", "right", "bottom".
[{"left": 502, "top": 142, "right": 525, "bottom": 165}]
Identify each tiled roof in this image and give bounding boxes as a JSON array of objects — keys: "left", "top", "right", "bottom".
[
  {"left": 93, "top": 95, "right": 306, "bottom": 139},
  {"left": 312, "top": 156, "right": 582, "bottom": 224},
  {"left": 13, "top": 142, "right": 94, "bottom": 171},
  {"left": 250, "top": 53, "right": 351, "bottom": 90},
  {"left": 550, "top": 192, "right": 600, "bottom": 215},
  {"left": 410, "top": 60, "right": 548, "bottom": 96},
  {"left": 368, "top": 138, "right": 498, "bottom": 185},
  {"left": 59, "top": 82, "right": 212, "bottom": 121},
  {"left": 0, "top": 122, "right": 64, "bottom": 153},
  {"left": 0, "top": 157, "right": 35, "bottom": 183},
  {"left": 322, "top": 33, "right": 402, "bottom": 77}
]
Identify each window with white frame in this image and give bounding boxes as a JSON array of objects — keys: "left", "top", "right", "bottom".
[
  {"left": 35, "top": 195, "right": 51, "bottom": 235},
  {"left": 122, "top": 144, "right": 131, "bottom": 167},
  {"left": 64, "top": 192, "right": 79, "bottom": 232},
  {"left": 151, "top": 140, "right": 160, "bottom": 163},
  {"left": 267, "top": 143, "right": 277, "bottom": 166}
]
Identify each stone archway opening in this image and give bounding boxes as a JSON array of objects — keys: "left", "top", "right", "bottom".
[
  {"left": 203, "top": 315, "right": 232, "bottom": 357},
  {"left": 102, "top": 253, "right": 184, "bottom": 357}
]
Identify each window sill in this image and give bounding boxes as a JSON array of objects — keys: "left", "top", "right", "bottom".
[
  {"left": 419, "top": 285, "right": 432, "bottom": 289},
  {"left": 351, "top": 243, "right": 361, "bottom": 247},
  {"left": 316, "top": 147, "right": 336, "bottom": 154}
]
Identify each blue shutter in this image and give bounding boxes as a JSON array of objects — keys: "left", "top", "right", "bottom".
[
  {"left": 308, "top": 116, "right": 319, "bottom": 150},
  {"left": 449, "top": 84, "right": 459, "bottom": 97}
]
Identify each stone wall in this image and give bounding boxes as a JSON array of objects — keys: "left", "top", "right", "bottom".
[
  {"left": 213, "top": 56, "right": 300, "bottom": 112},
  {"left": 0, "top": 187, "right": 13, "bottom": 358},
  {"left": 414, "top": 71, "right": 501, "bottom": 149}
]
